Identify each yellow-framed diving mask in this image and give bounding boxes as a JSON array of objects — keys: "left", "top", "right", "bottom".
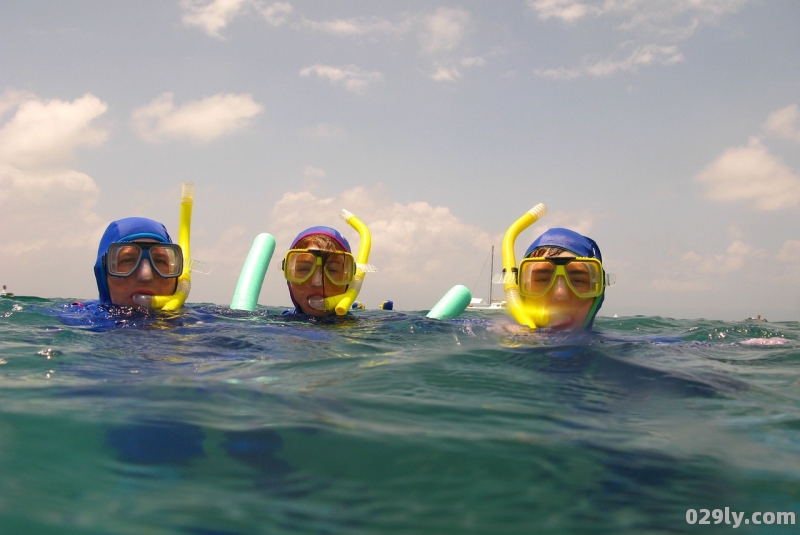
[
  {"left": 282, "top": 249, "right": 356, "bottom": 286},
  {"left": 518, "top": 256, "right": 605, "bottom": 299}
]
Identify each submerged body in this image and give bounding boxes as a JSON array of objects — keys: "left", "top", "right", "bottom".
[{"left": 2, "top": 297, "right": 798, "bottom": 534}]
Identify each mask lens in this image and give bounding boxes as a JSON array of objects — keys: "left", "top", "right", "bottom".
[
  {"left": 520, "top": 261, "right": 556, "bottom": 297},
  {"left": 148, "top": 245, "right": 183, "bottom": 277},
  {"left": 107, "top": 244, "right": 143, "bottom": 277},
  {"left": 565, "top": 261, "right": 601, "bottom": 297},
  {"left": 285, "top": 251, "right": 319, "bottom": 283},
  {"left": 519, "top": 258, "right": 603, "bottom": 298},
  {"left": 284, "top": 250, "right": 355, "bottom": 285},
  {"left": 107, "top": 243, "right": 182, "bottom": 278},
  {"left": 323, "top": 252, "right": 355, "bottom": 286}
]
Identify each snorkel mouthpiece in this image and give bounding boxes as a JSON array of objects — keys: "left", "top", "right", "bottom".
[
  {"left": 307, "top": 295, "right": 327, "bottom": 311},
  {"left": 324, "top": 209, "right": 371, "bottom": 315},
  {"left": 135, "top": 182, "right": 193, "bottom": 310},
  {"left": 502, "top": 203, "right": 547, "bottom": 328}
]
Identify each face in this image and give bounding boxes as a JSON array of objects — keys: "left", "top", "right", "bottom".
[
  {"left": 106, "top": 238, "right": 178, "bottom": 307},
  {"left": 521, "top": 251, "right": 596, "bottom": 331},
  {"left": 288, "top": 250, "right": 349, "bottom": 316}
]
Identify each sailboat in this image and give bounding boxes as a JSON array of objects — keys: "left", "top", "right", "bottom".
[{"left": 465, "top": 246, "right": 506, "bottom": 311}]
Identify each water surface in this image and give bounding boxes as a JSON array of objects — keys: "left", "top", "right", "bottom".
[{"left": 1, "top": 297, "right": 798, "bottom": 534}]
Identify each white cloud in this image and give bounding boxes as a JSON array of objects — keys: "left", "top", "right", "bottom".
[
  {"left": 260, "top": 2, "right": 292, "bottom": 26},
  {"left": 181, "top": 0, "right": 292, "bottom": 36},
  {"left": 300, "top": 123, "right": 344, "bottom": 139},
  {"left": 530, "top": 0, "right": 751, "bottom": 79},
  {"left": 764, "top": 104, "right": 800, "bottom": 144},
  {"left": 777, "top": 240, "right": 800, "bottom": 262},
  {"left": 527, "top": 0, "right": 600, "bottom": 22},
  {"left": 431, "top": 66, "right": 462, "bottom": 82},
  {"left": 696, "top": 137, "right": 800, "bottom": 211},
  {"left": 301, "top": 15, "right": 411, "bottom": 37},
  {"left": 535, "top": 67, "right": 582, "bottom": 80},
  {"left": 0, "top": 92, "right": 108, "bottom": 169},
  {"left": 537, "top": 44, "right": 683, "bottom": 79},
  {"left": 0, "top": 90, "right": 109, "bottom": 298},
  {"left": 651, "top": 240, "right": 757, "bottom": 292},
  {"left": 430, "top": 55, "right": 486, "bottom": 82},
  {"left": 192, "top": 225, "right": 252, "bottom": 278},
  {"left": 420, "top": 8, "right": 470, "bottom": 54},
  {"left": 529, "top": 0, "right": 751, "bottom": 38},
  {"left": 612, "top": 0, "right": 751, "bottom": 39},
  {"left": 181, "top": 0, "right": 251, "bottom": 37},
  {"left": 533, "top": 209, "right": 597, "bottom": 237},
  {"left": 586, "top": 44, "right": 683, "bottom": 76},
  {"left": 303, "top": 165, "right": 325, "bottom": 180},
  {"left": 299, "top": 64, "right": 383, "bottom": 94},
  {"left": 460, "top": 56, "right": 486, "bottom": 67},
  {"left": 299, "top": 165, "right": 325, "bottom": 191},
  {"left": 0, "top": 165, "right": 102, "bottom": 249},
  {"left": 131, "top": 92, "right": 263, "bottom": 143},
  {"left": 0, "top": 164, "right": 106, "bottom": 298}
]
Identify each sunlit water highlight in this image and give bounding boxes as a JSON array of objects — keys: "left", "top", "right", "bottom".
[{"left": 1, "top": 297, "right": 799, "bottom": 534}]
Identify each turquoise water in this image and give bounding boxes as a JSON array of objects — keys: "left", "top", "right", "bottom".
[{"left": 1, "top": 297, "right": 799, "bottom": 534}]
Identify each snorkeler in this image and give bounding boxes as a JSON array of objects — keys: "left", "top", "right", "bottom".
[
  {"left": 94, "top": 217, "right": 185, "bottom": 308},
  {"left": 281, "top": 226, "right": 357, "bottom": 316},
  {"left": 91, "top": 183, "right": 194, "bottom": 310},
  {"left": 280, "top": 209, "right": 374, "bottom": 317},
  {"left": 500, "top": 204, "right": 613, "bottom": 332},
  {"left": 519, "top": 227, "right": 610, "bottom": 331}
]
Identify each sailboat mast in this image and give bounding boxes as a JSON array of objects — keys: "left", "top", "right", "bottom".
[{"left": 489, "top": 246, "right": 494, "bottom": 304}]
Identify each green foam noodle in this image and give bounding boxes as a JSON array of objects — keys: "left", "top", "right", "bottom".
[
  {"left": 426, "top": 285, "right": 472, "bottom": 320},
  {"left": 230, "top": 233, "right": 276, "bottom": 311}
]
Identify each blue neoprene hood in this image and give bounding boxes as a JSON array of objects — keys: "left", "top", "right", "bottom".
[
  {"left": 94, "top": 217, "right": 173, "bottom": 304},
  {"left": 290, "top": 226, "right": 351, "bottom": 252},
  {"left": 524, "top": 227, "right": 605, "bottom": 330},
  {"left": 286, "top": 226, "right": 351, "bottom": 313}
]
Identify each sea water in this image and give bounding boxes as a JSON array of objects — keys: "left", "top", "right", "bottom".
[{"left": 0, "top": 297, "right": 798, "bottom": 535}]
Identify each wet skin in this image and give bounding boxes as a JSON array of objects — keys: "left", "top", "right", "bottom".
[
  {"left": 288, "top": 259, "right": 347, "bottom": 316},
  {"left": 106, "top": 238, "right": 178, "bottom": 307},
  {"left": 521, "top": 251, "right": 595, "bottom": 331}
]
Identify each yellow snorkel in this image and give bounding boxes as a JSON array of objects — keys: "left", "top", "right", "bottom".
[
  {"left": 323, "top": 209, "right": 372, "bottom": 315},
  {"left": 502, "top": 203, "right": 549, "bottom": 329},
  {"left": 133, "top": 182, "right": 193, "bottom": 310}
]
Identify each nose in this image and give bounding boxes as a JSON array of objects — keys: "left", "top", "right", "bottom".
[
  {"left": 550, "top": 275, "right": 570, "bottom": 300},
  {"left": 309, "top": 265, "right": 324, "bottom": 287},
  {"left": 135, "top": 257, "right": 154, "bottom": 281}
]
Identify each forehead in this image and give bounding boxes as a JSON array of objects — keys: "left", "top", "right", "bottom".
[
  {"left": 294, "top": 234, "right": 345, "bottom": 251},
  {"left": 530, "top": 246, "right": 576, "bottom": 258}
]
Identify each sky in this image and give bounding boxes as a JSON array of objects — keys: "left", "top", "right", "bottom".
[{"left": 1, "top": 0, "right": 799, "bottom": 320}]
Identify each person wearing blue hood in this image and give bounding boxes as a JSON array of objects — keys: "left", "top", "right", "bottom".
[
  {"left": 519, "top": 228, "right": 611, "bottom": 332},
  {"left": 94, "top": 217, "right": 183, "bottom": 307},
  {"left": 281, "top": 226, "right": 355, "bottom": 316}
]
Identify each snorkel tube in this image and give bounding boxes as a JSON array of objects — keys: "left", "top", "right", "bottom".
[
  {"left": 501, "top": 203, "right": 548, "bottom": 329},
  {"left": 323, "top": 209, "right": 371, "bottom": 315},
  {"left": 133, "top": 182, "right": 193, "bottom": 310}
]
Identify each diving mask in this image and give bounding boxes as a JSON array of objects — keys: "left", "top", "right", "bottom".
[
  {"left": 518, "top": 256, "right": 605, "bottom": 299},
  {"left": 105, "top": 242, "right": 183, "bottom": 279},
  {"left": 282, "top": 249, "right": 355, "bottom": 286}
]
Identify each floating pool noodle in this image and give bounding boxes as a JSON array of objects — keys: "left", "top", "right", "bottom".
[
  {"left": 426, "top": 285, "right": 472, "bottom": 320},
  {"left": 136, "top": 182, "right": 194, "bottom": 310},
  {"left": 230, "top": 233, "right": 276, "bottom": 311}
]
